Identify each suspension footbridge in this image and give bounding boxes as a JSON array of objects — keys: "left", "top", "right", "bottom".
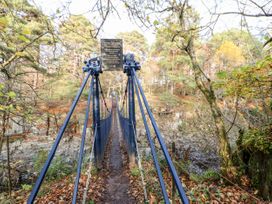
[{"left": 27, "top": 39, "right": 189, "bottom": 204}]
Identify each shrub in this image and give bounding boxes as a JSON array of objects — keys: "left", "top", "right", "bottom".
[
  {"left": 201, "top": 169, "right": 220, "bottom": 181},
  {"left": 21, "top": 184, "right": 32, "bottom": 191},
  {"left": 190, "top": 169, "right": 219, "bottom": 183},
  {"left": 34, "top": 150, "right": 74, "bottom": 181},
  {"left": 241, "top": 127, "right": 272, "bottom": 154},
  {"left": 130, "top": 167, "right": 140, "bottom": 177}
]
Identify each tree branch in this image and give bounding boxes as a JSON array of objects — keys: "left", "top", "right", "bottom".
[
  {"left": 1, "top": 31, "right": 49, "bottom": 71},
  {"left": 212, "top": 11, "right": 272, "bottom": 17}
]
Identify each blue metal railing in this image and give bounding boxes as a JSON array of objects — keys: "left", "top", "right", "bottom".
[
  {"left": 99, "top": 111, "right": 112, "bottom": 155},
  {"left": 28, "top": 70, "right": 112, "bottom": 203},
  {"left": 132, "top": 68, "right": 189, "bottom": 204},
  {"left": 133, "top": 82, "right": 170, "bottom": 202},
  {"left": 118, "top": 74, "right": 188, "bottom": 203},
  {"left": 119, "top": 80, "right": 129, "bottom": 149},
  {"left": 93, "top": 76, "right": 112, "bottom": 165},
  {"left": 119, "top": 75, "right": 137, "bottom": 161},
  {"left": 72, "top": 76, "right": 94, "bottom": 204},
  {"left": 27, "top": 71, "right": 92, "bottom": 203},
  {"left": 118, "top": 110, "right": 130, "bottom": 151}
]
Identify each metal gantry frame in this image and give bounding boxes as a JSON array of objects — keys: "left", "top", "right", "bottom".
[
  {"left": 125, "top": 63, "right": 137, "bottom": 164},
  {"left": 27, "top": 71, "right": 92, "bottom": 203},
  {"left": 72, "top": 76, "right": 94, "bottom": 203},
  {"left": 93, "top": 73, "right": 102, "bottom": 168},
  {"left": 119, "top": 53, "right": 189, "bottom": 204},
  {"left": 28, "top": 57, "right": 112, "bottom": 203}
]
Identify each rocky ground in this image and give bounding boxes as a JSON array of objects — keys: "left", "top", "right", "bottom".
[{"left": 0, "top": 129, "right": 92, "bottom": 192}]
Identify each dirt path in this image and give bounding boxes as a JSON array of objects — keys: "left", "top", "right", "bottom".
[{"left": 97, "top": 106, "right": 136, "bottom": 204}]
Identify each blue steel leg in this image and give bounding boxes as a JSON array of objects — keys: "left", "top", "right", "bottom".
[
  {"left": 94, "top": 74, "right": 102, "bottom": 168},
  {"left": 72, "top": 76, "right": 94, "bottom": 204},
  {"left": 128, "top": 74, "right": 136, "bottom": 165},
  {"left": 131, "top": 71, "right": 136, "bottom": 129},
  {"left": 92, "top": 78, "right": 95, "bottom": 132},
  {"left": 134, "top": 76, "right": 170, "bottom": 203},
  {"left": 27, "top": 71, "right": 92, "bottom": 204},
  {"left": 131, "top": 71, "right": 136, "bottom": 153},
  {"left": 133, "top": 69, "right": 189, "bottom": 204}
]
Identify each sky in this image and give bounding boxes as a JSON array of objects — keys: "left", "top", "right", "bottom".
[
  {"left": 32, "top": 0, "right": 270, "bottom": 45},
  {"left": 33, "top": 0, "right": 156, "bottom": 43}
]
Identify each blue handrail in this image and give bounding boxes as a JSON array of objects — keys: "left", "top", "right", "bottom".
[
  {"left": 118, "top": 110, "right": 130, "bottom": 152},
  {"left": 99, "top": 111, "right": 112, "bottom": 154},
  {"left": 133, "top": 69, "right": 189, "bottom": 204},
  {"left": 28, "top": 71, "right": 92, "bottom": 203},
  {"left": 72, "top": 76, "right": 94, "bottom": 204}
]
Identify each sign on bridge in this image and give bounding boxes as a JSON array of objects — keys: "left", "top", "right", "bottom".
[{"left": 101, "top": 39, "right": 123, "bottom": 71}]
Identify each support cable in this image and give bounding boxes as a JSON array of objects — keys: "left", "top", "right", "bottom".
[
  {"left": 72, "top": 76, "right": 94, "bottom": 204},
  {"left": 131, "top": 121, "right": 148, "bottom": 203},
  {"left": 82, "top": 124, "right": 97, "bottom": 204},
  {"left": 27, "top": 71, "right": 92, "bottom": 203},
  {"left": 120, "top": 79, "right": 128, "bottom": 113},
  {"left": 133, "top": 69, "right": 189, "bottom": 204},
  {"left": 98, "top": 78, "right": 109, "bottom": 113},
  {"left": 134, "top": 79, "right": 170, "bottom": 203}
]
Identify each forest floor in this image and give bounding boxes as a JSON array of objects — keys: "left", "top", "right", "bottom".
[
  {"left": 1, "top": 106, "right": 141, "bottom": 204},
  {"left": 0, "top": 100, "right": 270, "bottom": 203}
]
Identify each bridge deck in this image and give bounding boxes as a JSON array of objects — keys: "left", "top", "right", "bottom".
[{"left": 96, "top": 105, "right": 136, "bottom": 204}]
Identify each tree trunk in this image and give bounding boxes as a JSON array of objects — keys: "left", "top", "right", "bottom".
[
  {"left": 0, "top": 112, "right": 7, "bottom": 154},
  {"left": 185, "top": 38, "right": 233, "bottom": 172},
  {"left": 207, "top": 97, "right": 233, "bottom": 170},
  {"left": 46, "top": 114, "right": 50, "bottom": 136},
  {"left": 54, "top": 114, "right": 59, "bottom": 131},
  {"left": 6, "top": 129, "right": 12, "bottom": 196}
]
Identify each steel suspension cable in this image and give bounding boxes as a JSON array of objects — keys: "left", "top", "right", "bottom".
[
  {"left": 120, "top": 79, "right": 128, "bottom": 113},
  {"left": 72, "top": 76, "right": 94, "bottom": 204},
  {"left": 134, "top": 79, "right": 170, "bottom": 203},
  {"left": 98, "top": 78, "right": 109, "bottom": 113},
  {"left": 27, "top": 71, "right": 92, "bottom": 203},
  {"left": 82, "top": 124, "right": 97, "bottom": 204},
  {"left": 133, "top": 69, "right": 189, "bottom": 204},
  {"left": 131, "top": 121, "right": 148, "bottom": 202}
]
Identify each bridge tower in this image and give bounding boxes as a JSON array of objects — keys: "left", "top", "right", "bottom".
[
  {"left": 83, "top": 57, "right": 103, "bottom": 168},
  {"left": 123, "top": 54, "right": 141, "bottom": 166}
]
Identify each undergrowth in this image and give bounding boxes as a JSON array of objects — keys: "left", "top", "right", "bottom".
[{"left": 34, "top": 150, "right": 76, "bottom": 181}]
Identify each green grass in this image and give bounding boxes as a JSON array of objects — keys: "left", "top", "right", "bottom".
[
  {"left": 190, "top": 169, "right": 220, "bottom": 183},
  {"left": 34, "top": 150, "right": 75, "bottom": 181},
  {"left": 158, "top": 92, "right": 180, "bottom": 106},
  {"left": 130, "top": 167, "right": 140, "bottom": 176},
  {"left": 21, "top": 184, "right": 32, "bottom": 191}
]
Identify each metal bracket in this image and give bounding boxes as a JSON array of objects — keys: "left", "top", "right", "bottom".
[
  {"left": 123, "top": 53, "right": 141, "bottom": 75},
  {"left": 83, "top": 57, "right": 102, "bottom": 75}
]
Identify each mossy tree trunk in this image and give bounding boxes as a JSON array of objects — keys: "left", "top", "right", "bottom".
[
  {"left": 236, "top": 129, "right": 272, "bottom": 200},
  {"left": 0, "top": 112, "right": 7, "bottom": 155},
  {"left": 185, "top": 38, "right": 233, "bottom": 172},
  {"left": 249, "top": 152, "right": 272, "bottom": 200},
  {"left": 6, "top": 125, "right": 12, "bottom": 196}
]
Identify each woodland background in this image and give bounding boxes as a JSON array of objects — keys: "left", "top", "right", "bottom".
[{"left": 0, "top": 0, "right": 271, "bottom": 203}]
